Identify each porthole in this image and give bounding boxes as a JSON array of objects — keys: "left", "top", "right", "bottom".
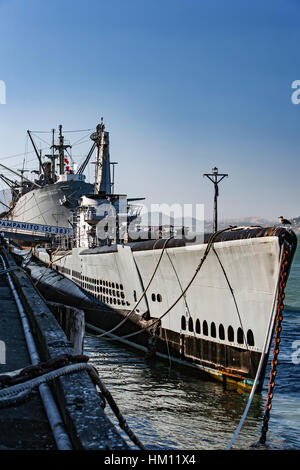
[
  {"left": 133, "top": 290, "right": 137, "bottom": 302},
  {"left": 151, "top": 293, "right": 156, "bottom": 302},
  {"left": 237, "top": 327, "right": 244, "bottom": 344},
  {"left": 181, "top": 316, "right": 186, "bottom": 330},
  {"left": 211, "top": 322, "right": 216, "bottom": 338},
  {"left": 203, "top": 320, "right": 208, "bottom": 336},
  {"left": 247, "top": 329, "right": 255, "bottom": 346},
  {"left": 195, "top": 319, "right": 201, "bottom": 334},
  {"left": 188, "top": 317, "right": 193, "bottom": 332},
  {"left": 219, "top": 324, "right": 225, "bottom": 340},
  {"left": 228, "top": 326, "right": 234, "bottom": 342},
  {"left": 116, "top": 283, "right": 119, "bottom": 290},
  {"left": 157, "top": 294, "right": 162, "bottom": 302},
  {"left": 120, "top": 284, "right": 124, "bottom": 290}
]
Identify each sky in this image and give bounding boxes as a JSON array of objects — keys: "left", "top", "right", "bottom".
[{"left": 0, "top": 0, "right": 300, "bottom": 221}]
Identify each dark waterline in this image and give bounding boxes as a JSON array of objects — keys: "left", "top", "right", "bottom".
[{"left": 85, "top": 237, "right": 300, "bottom": 450}]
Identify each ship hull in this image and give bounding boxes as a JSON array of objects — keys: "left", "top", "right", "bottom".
[
  {"left": 7, "top": 179, "right": 94, "bottom": 228},
  {"left": 29, "top": 227, "right": 297, "bottom": 391},
  {"left": 17, "top": 260, "right": 263, "bottom": 389}
]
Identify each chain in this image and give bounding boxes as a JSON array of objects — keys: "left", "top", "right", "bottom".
[{"left": 259, "top": 246, "right": 289, "bottom": 444}]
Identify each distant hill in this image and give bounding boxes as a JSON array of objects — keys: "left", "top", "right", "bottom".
[
  {"left": 140, "top": 211, "right": 300, "bottom": 233},
  {"left": 140, "top": 212, "right": 276, "bottom": 231},
  {"left": 205, "top": 216, "right": 275, "bottom": 231},
  {"left": 0, "top": 189, "right": 299, "bottom": 234}
]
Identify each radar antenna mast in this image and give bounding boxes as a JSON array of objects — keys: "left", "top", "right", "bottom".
[{"left": 91, "top": 118, "right": 111, "bottom": 195}]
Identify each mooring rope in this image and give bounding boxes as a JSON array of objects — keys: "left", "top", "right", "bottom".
[
  {"left": 212, "top": 246, "right": 254, "bottom": 371},
  {"left": 33, "top": 249, "right": 72, "bottom": 287},
  {"left": 0, "top": 360, "right": 145, "bottom": 451},
  {"left": 91, "top": 236, "right": 174, "bottom": 339},
  {"left": 118, "top": 227, "right": 233, "bottom": 341}
]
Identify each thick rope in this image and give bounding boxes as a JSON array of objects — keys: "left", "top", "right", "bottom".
[
  {"left": 118, "top": 227, "right": 233, "bottom": 341},
  {"left": 33, "top": 250, "right": 72, "bottom": 287},
  {"left": 212, "top": 246, "right": 254, "bottom": 371},
  {"left": 0, "top": 362, "right": 145, "bottom": 450},
  {"left": 0, "top": 266, "right": 20, "bottom": 275},
  {"left": 87, "top": 236, "right": 174, "bottom": 339}
]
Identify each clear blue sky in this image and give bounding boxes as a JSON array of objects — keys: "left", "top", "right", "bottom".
[{"left": 0, "top": 0, "right": 300, "bottom": 220}]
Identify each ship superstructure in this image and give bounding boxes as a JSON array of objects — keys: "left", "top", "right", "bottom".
[{"left": 0, "top": 124, "right": 97, "bottom": 233}]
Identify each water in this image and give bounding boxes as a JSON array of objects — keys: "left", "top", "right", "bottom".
[{"left": 85, "top": 237, "right": 300, "bottom": 450}]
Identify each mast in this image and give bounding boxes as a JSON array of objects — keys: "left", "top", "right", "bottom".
[
  {"left": 0, "top": 162, "right": 42, "bottom": 188},
  {"left": 51, "top": 128, "right": 56, "bottom": 180},
  {"left": 27, "top": 130, "right": 48, "bottom": 181},
  {"left": 110, "top": 161, "right": 118, "bottom": 194},
  {"left": 0, "top": 174, "right": 19, "bottom": 198},
  {"left": 203, "top": 167, "right": 228, "bottom": 233},
  {"left": 92, "top": 118, "right": 111, "bottom": 195},
  {"left": 51, "top": 125, "right": 71, "bottom": 176},
  {"left": 44, "top": 129, "right": 57, "bottom": 181}
]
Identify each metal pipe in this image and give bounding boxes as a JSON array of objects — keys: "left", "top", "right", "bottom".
[{"left": 0, "top": 254, "right": 72, "bottom": 450}]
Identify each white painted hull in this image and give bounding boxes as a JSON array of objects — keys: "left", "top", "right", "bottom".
[
  {"left": 33, "top": 229, "right": 296, "bottom": 388},
  {"left": 7, "top": 180, "right": 93, "bottom": 228}
]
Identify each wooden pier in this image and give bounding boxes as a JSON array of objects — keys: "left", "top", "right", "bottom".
[{"left": 0, "top": 245, "right": 129, "bottom": 450}]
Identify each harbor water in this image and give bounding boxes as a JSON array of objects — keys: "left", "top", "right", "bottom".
[{"left": 85, "top": 237, "right": 300, "bottom": 450}]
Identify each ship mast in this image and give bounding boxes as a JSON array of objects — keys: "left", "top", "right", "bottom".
[
  {"left": 52, "top": 125, "right": 71, "bottom": 175},
  {"left": 203, "top": 167, "right": 228, "bottom": 232},
  {"left": 27, "top": 130, "right": 49, "bottom": 183},
  {"left": 92, "top": 118, "right": 111, "bottom": 195}
]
